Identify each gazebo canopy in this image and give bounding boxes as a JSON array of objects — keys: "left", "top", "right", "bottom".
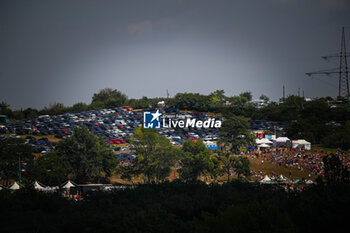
[
  {"left": 34, "top": 181, "right": 46, "bottom": 190},
  {"left": 261, "top": 175, "right": 271, "bottom": 183},
  {"left": 275, "top": 137, "right": 290, "bottom": 142},
  {"left": 9, "top": 182, "right": 20, "bottom": 190},
  {"left": 62, "top": 180, "right": 76, "bottom": 189},
  {"left": 258, "top": 143, "right": 270, "bottom": 148}
]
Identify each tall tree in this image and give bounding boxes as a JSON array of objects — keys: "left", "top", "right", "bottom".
[
  {"left": 127, "top": 127, "right": 179, "bottom": 183},
  {"left": 218, "top": 151, "right": 236, "bottom": 182},
  {"left": 31, "top": 151, "right": 67, "bottom": 186},
  {"left": 178, "top": 139, "right": 211, "bottom": 182},
  {"left": 0, "top": 137, "right": 33, "bottom": 185},
  {"left": 218, "top": 115, "right": 254, "bottom": 154},
  {"left": 56, "top": 126, "right": 117, "bottom": 183},
  {"left": 239, "top": 91, "right": 253, "bottom": 101},
  {"left": 323, "top": 154, "right": 349, "bottom": 184},
  {"left": 91, "top": 88, "right": 128, "bottom": 108}
]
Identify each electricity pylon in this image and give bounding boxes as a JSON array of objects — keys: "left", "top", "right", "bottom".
[{"left": 306, "top": 27, "right": 349, "bottom": 100}]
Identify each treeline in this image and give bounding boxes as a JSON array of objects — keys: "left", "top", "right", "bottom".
[
  {"left": 1, "top": 88, "right": 349, "bottom": 123},
  {"left": 0, "top": 88, "right": 257, "bottom": 120},
  {"left": 0, "top": 181, "right": 349, "bottom": 233}
]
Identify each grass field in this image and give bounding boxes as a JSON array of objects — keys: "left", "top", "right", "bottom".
[{"left": 5, "top": 134, "right": 62, "bottom": 143}]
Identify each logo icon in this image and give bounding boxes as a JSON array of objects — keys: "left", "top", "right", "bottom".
[{"left": 143, "top": 110, "right": 162, "bottom": 129}]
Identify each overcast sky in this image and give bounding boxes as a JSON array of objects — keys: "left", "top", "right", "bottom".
[{"left": 0, "top": 0, "right": 349, "bottom": 109}]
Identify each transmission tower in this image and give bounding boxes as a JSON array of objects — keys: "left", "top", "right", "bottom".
[
  {"left": 306, "top": 27, "right": 349, "bottom": 100},
  {"left": 338, "top": 27, "right": 349, "bottom": 99}
]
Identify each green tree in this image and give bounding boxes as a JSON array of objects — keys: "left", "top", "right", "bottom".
[
  {"left": 218, "top": 115, "right": 254, "bottom": 154},
  {"left": 174, "top": 93, "right": 211, "bottom": 112},
  {"left": 91, "top": 88, "right": 128, "bottom": 108},
  {"left": 0, "top": 101, "right": 13, "bottom": 118},
  {"left": 321, "top": 123, "right": 350, "bottom": 150},
  {"left": 23, "top": 108, "right": 38, "bottom": 119},
  {"left": 234, "top": 156, "right": 250, "bottom": 179},
  {"left": 0, "top": 137, "right": 33, "bottom": 185},
  {"left": 218, "top": 152, "right": 236, "bottom": 182},
  {"left": 56, "top": 126, "right": 117, "bottom": 183},
  {"left": 323, "top": 154, "right": 350, "bottom": 184},
  {"left": 239, "top": 91, "right": 253, "bottom": 101},
  {"left": 259, "top": 94, "right": 270, "bottom": 101},
  {"left": 42, "top": 102, "right": 67, "bottom": 115},
  {"left": 206, "top": 154, "right": 222, "bottom": 183},
  {"left": 127, "top": 127, "right": 179, "bottom": 183},
  {"left": 31, "top": 151, "right": 67, "bottom": 186},
  {"left": 178, "top": 139, "right": 211, "bottom": 182},
  {"left": 71, "top": 102, "right": 88, "bottom": 113}
]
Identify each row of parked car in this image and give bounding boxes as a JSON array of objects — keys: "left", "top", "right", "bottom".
[
  {"left": 0, "top": 108, "right": 288, "bottom": 156},
  {"left": 248, "top": 120, "right": 288, "bottom": 134}
]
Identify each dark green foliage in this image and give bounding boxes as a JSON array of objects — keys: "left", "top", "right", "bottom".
[
  {"left": 323, "top": 154, "right": 350, "bottom": 184},
  {"left": 56, "top": 126, "right": 117, "bottom": 183},
  {"left": 197, "top": 201, "right": 295, "bottom": 233},
  {"left": 239, "top": 91, "right": 252, "bottom": 101},
  {"left": 321, "top": 122, "right": 350, "bottom": 150},
  {"left": 91, "top": 88, "right": 128, "bottom": 109},
  {"left": 218, "top": 115, "right": 254, "bottom": 153},
  {"left": 285, "top": 117, "right": 330, "bottom": 144},
  {"left": 217, "top": 152, "right": 251, "bottom": 181},
  {"left": 0, "top": 182, "right": 349, "bottom": 233},
  {"left": 174, "top": 92, "right": 212, "bottom": 112},
  {"left": 0, "top": 101, "right": 13, "bottom": 118},
  {"left": 126, "top": 127, "right": 179, "bottom": 183},
  {"left": 0, "top": 137, "right": 33, "bottom": 185},
  {"left": 178, "top": 139, "right": 211, "bottom": 182},
  {"left": 31, "top": 152, "right": 67, "bottom": 186}
]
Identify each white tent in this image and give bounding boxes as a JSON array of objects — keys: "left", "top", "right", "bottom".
[
  {"left": 259, "top": 138, "right": 273, "bottom": 144},
  {"left": 273, "top": 137, "right": 290, "bottom": 147},
  {"left": 279, "top": 174, "right": 287, "bottom": 181},
  {"left": 261, "top": 175, "right": 272, "bottom": 183},
  {"left": 34, "top": 181, "right": 46, "bottom": 190},
  {"left": 306, "top": 180, "right": 314, "bottom": 184},
  {"left": 9, "top": 182, "right": 20, "bottom": 190},
  {"left": 291, "top": 139, "right": 311, "bottom": 150},
  {"left": 41, "top": 186, "right": 59, "bottom": 191},
  {"left": 258, "top": 143, "right": 270, "bottom": 148},
  {"left": 62, "top": 180, "right": 76, "bottom": 189}
]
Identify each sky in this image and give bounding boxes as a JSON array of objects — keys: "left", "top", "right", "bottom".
[{"left": 0, "top": 0, "right": 349, "bottom": 109}]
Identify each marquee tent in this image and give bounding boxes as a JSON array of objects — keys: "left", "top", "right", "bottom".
[
  {"left": 9, "top": 182, "right": 20, "bottom": 190},
  {"left": 34, "top": 181, "right": 46, "bottom": 190},
  {"left": 261, "top": 175, "right": 272, "bottom": 183},
  {"left": 273, "top": 137, "right": 290, "bottom": 147},
  {"left": 291, "top": 139, "right": 311, "bottom": 150},
  {"left": 256, "top": 138, "right": 273, "bottom": 144},
  {"left": 62, "top": 180, "right": 76, "bottom": 189},
  {"left": 258, "top": 143, "right": 270, "bottom": 148}
]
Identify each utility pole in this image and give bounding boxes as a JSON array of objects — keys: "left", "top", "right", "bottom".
[
  {"left": 298, "top": 88, "right": 300, "bottom": 97},
  {"left": 18, "top": 153, "right": 21, "bottom": 189},
  {"left": 283, "top": 85, "right": 285, "bottom": 100}
]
